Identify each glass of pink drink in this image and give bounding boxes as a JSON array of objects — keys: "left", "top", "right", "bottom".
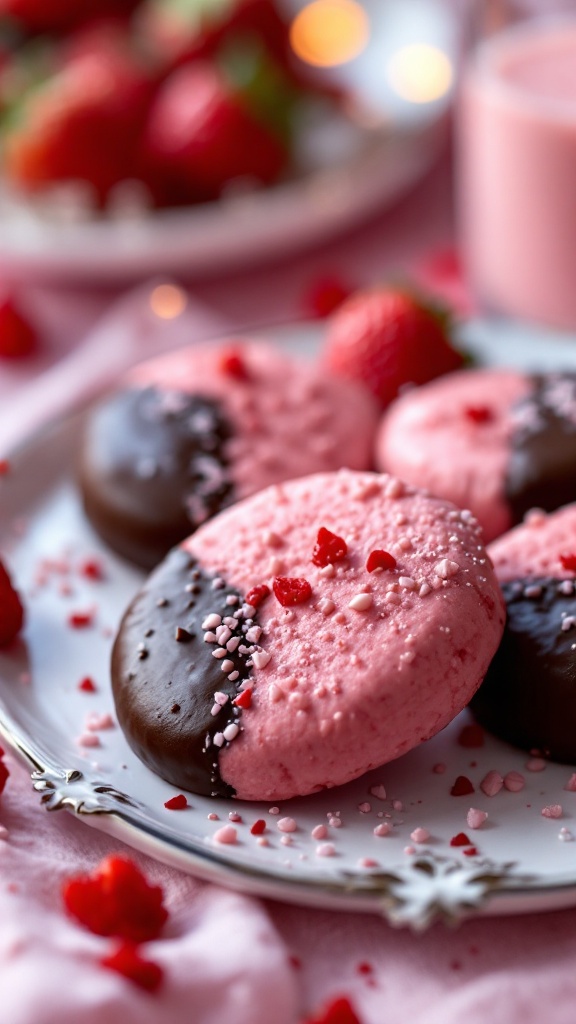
[{"left": 459, "top": 15, "right": 576, "bottom": 330}]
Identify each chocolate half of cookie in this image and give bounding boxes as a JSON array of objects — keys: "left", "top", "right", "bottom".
[{"left": 471, "top": 575, "right": 576, "bottom": 762}]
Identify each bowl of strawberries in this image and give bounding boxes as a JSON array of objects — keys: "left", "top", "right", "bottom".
[{"left": 0, "top": 0, "right": 455, "bottom": 280}]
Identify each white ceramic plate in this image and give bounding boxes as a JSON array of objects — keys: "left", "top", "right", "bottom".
[
  {"left": 0, "top": 0, "right": 455, "bottom": 282},
  {"left": 3, "top": 314, "right": 576, "bottom": 928}
]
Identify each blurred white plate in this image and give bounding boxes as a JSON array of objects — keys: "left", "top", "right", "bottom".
[{"left": 0, "top": 0, "right": 456, "bottom": 282}]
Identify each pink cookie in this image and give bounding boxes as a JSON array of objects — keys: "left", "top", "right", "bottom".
[
  {"left": 376, "top": 368, "right": 576, "bottom": 542},
  {"left": 472, "top": 503, "right": 576, "bottom": 762},
  {"left": 112, "top": 469, "right": 505, "bottom": 801},
  {"left": 79, "top": 340, "right": 378, "bottom": 567}
]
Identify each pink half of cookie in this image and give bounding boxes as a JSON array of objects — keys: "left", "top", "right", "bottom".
[
  {"left": 129, "top": 340, "right": 379, "bottom": 499},
  {"left": 375, "top": 368, "right": 530, "bottom": 542},
  {"left": 175, "top": 470, "right": 504, "bottom": 801},
  {"left": 488, "top": 503, "right": 576, "bottom": 581}
]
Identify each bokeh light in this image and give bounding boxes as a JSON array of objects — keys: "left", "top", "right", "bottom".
[
  {"left": 290, "top": 0, "right": 370, "bottom": 68},
  {"left": 149, "top": 284, "right": 187, "bottom": 319},
  {"left": 387, "top": 43, "right": 453, "bottom": 103}
]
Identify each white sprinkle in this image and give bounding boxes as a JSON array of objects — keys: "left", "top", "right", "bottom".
[
  {"left": 318, "top": 598, "right": 335, "bottom": 615},
  {"left": 203, "top": 631, "right": 218, "bottom": 643},
  {"left": 226, "top": 636, "right": 240, "bottom": 652},
  {"left": 349, "top": 593, "right": 373, "bottom": 612},
  {"left": 202, "top": 614, "right": 222, "bottom": 630},
  {"left": 562, "top": 616, "right": 576, "bottom": 632},
  {"left": 252, "top": 650, "right": 271, "bottom": 670},
  {"left": 559, "top": 828, "right": 574, "bottom": 842},
  {"left": 216, "top": 625, "right": 232, "bottom": 645},
  {"left": 398, "top": 576, "right": 416, "bottom": 590},
  {"left": 214, "top": 691, "right": 229, "bottom": 705},
  {"left": 210, "top": 704, "right": 221, "bottom": 717},
  {"left": 226, "top": 595, "right": 239, "bottom": 605},
  {"left": 221, "top": 659, "right": 234, "bottom": 673},
  {"left": 316, "top": 842, "right": 336, "bottom": 857},
  {"left": 373, "top": 823, "right": 391, "bottom": 837},
  {"left": 213, "top": 733, "right": 224, "bottom": 747},
  {"left": 400, "top": 650, "right": 415, "bottom": 664},
  {"left": 311, "top": 824, "right": 328, "bottom": 840},
  {"left": 223, "top": 723, "right": 240, "bottom": 742},
  {"left": 358, "top": 802, "right": 371, "bottom": 813},
  {"left": 419, "top": 583, "right": 432, "bottom": 597},
  {"left": 212, "top": 578, "right": 225, "bottom": 590},
  {"left": 228, "top": 671, "right": 239, "bottom": 682},
  {"left": 410, "top": 827, "right": 430, "bottom": 843},
  {"left": 384, "top": 477, "right": 404, "bottom": 499},
  {"left": 269, "top": 806, "right": 280, "bottom": 815},
  {"left": 245, "top": 626, "right": 262, "bottom": 643},
  {"left": 320, "top": 563, "right": 335, "bottom": 578},
  {"left": 223, "top": 616, "right": 238, "bottom": 628},
  {"left": 277, "top": 817, "right": 297, "bottom": 833},
  {"left": 558, "top": 580, "right": 574, "bottom": 595},
  {"left": 369, "top": 784, "right": 387, "bottom": 801},
  {"left": 269, "top": 684, "right": 283, "bottom": 702},
  {"left": 385, "top": 591, "right": 401, "bottom": 606},
  {"left": 434, "top": 559, "right": 460, "bottom": 579},
  {"left": 213, "top": 825, "right": 237, "bottom": 845},
  {"left": 212, "top": 648, "right": 227, "bottom": 659}
]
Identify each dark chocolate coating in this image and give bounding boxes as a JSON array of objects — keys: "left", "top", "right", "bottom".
[
  {"left": 80, "top": 386, "right": 233, "bottom": 569},
  {"left": 111, "top": 547, "right": 256, "bottom": 797},
  {"left": 471, "top": 576, "right": 576, "bottom": 762},
  {"left": 506, "top": 373, "right": 576, "bottom": 525}
]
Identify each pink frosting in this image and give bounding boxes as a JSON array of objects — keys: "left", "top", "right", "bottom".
[
  {"left": 489, "top": 503, "right": 576, "bottom": 581},
  {"left": 129, "top": 340, "right": 379, "bottom": 500},
  {"left": 184, "top": 469, "right": 505, "bottom": 801},
  {"left": 375, "top": 368, "right": 530, "bottom": 543}
]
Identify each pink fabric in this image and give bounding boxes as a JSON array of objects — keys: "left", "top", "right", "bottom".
[{"left": 2, "top": 152, "right": 576, "bottom": 1023}]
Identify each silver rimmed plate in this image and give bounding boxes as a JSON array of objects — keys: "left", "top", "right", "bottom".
[
  {"left": 0, "top": 0, "right": 455, "bottom": 282},
  {"left": 4, "top": 316, "right": 576, "bottom": 928}
]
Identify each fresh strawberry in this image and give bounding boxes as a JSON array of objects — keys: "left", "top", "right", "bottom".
[
  {"left": 0, "top": 560, "right": 24, "bottom": 646},
  {"left": 2, "top": 44, "right": 156, "bottom": 206},
  {"left": 0, "top": 0, "right": 141, "bottom": 36},
  {"left": 323, "top": 287, "right": 464, "bottom": 408},
  {"left": 0, "top": 291, "right": 37, "bottom": 358},
  {"left": 142, "top": 58, "right": 288, "bottom": 202}
]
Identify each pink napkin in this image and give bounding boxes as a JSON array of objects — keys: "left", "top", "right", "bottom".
[{"left": 3, "top": 277, "right": 576, "bottom": 1024}]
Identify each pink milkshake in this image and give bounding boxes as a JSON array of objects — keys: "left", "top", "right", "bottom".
[{"left": 459, "top": 18, "right": 576, "bottom": 330}]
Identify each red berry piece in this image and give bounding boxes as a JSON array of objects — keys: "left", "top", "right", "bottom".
[
  {"left": 450, "top": 775, "right": 475, "bottom": 796},
  {"left": 245, "top": 584, "right": 270, "bottom": 609},
  {"left": 312, "top": 527, "right": 348, "bottom": 567},
  {"left": 0, "top": 460, "right": 10, "bottom": 475},
  {"left": 457, "top": 723, "right": 485, "bottom": 748},
  {"left": 366, "top": 549, "right": 396, "bottom": 573},
  {"left": 464, "top": 405, "right": 494, "bottom": 424},
  {"left": 323, "top": 286, "right": 463, "bottom": 408},
  {"left": 449, "top": 832, "right": 471, "bottom": 847},
  {"left": 164, "top": 794, "right": 188, "bottom": 810},
  {"left": 560, "top": 553, "right": 576, "bottom": 572},
  {"left": 0, "top": 561, "right": 24, "bottom": 647},
  {"left": 219, "top": 348, "right": 250, "bottom": 380},
  {"left": 463, "top": 847, "right": 478, "bottom": 857},
  {"left": 0, "top": 294, "right": 37, "bottom": 360},
  {"left": 78, "top": 676, "right": 97, "bottom": 693},
  {"left": 0, "top": 759, "right": 9, "bottom": 795},
  {"left": 250, "top": 819, "right": 267, "bottom": 835},
  {"left": 233, "top": 688, "right": 252, "bottom": 709},
  {"left": 304, "top": 275, "right": 352, "bottom": 319},
  {"left": 68, "top": 611, "right": 93, "bottom": 628},
  {"left": 79, "top": 559, "right": 104, "bottom": 581},
  {"left": 62, "top": 854, "right": 168, "bottom": 942},
  {"left": 101, "top": 941, "right": 163, "bottom": 993},
  {"left": 304, "top": 995, "right": 362, "bottom": 1024},
  {"left": 273, "top": 576, "right": 312, "bottom": 607}
]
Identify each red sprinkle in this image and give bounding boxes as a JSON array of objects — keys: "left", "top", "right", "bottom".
[
  {"left": 464, "top": 405, "right": 494, "bottom": 424},
  {"left": 78, "top": 676, "right": 97, "bottom": 693},
  {"left": 303, "top": 996, "right": 362, "bottom": 1024},
  {"left": 62, "top": 854, "right": 168, "bottom": 942},
  {"left": 0, "top": 294, "right": 38, "bottom": 360},
  {"left": 68, "top": 611, "right": 93, "bottom": 629},
  {"left": 0, "top": 460, "right": 10, "bottom": 475},
  {"left": 245, "top": 584, "right": 270, "bottom": 609},
  {"left": 289, "top": 954, "right": 302, "bottom": 970},
  {"left": 0, "top": 759, "right": 9, "bottom": 795},
  {"left": 0, "top": 561, "right": 24, "bottom": 647},
  {"left": 233, "top": 688, "right": 252, "bottom": 709},
  {"left": 457, "top": 723, "right": 485, "bottom": 748},
  {"left": 273, "top": 576, "right": 312, "bottom": 607},
  {"left": 304, "top": 274, "right": 352, "bottom": 319},
  {"left": 101, "top": 942, "right": 163, "bottom": 992},
  {"left": 450, "top": 832, "right": 471, "bottom": 847},
  {"left": 357, "top": 961, "right": 373, "bottom": 975},
  {"left": 560, "top": 553, "right": 576, "bottom": 572},
  {"left": 79, "top": 559, "right": 104, "bottom": 581},
  {"left": 164, "top": 794, "right": 188, "bottom": 810},
  {"left": 250, "top": 819, "right": 267, "bottom": 835},
  {"left": 463, "top": 847, "right": 478, "bottom": 857},
  {"left": 312, "top": 527, "right": 348, "bottom": 567},
  {"left": 450, "top": 775, "right": 475, "bottom": 796},
  {"left": 366, "top": 549, "right": 397, "bottom": 573},
  {"left": 219, "top": 348, "right": 250, "bottom": 380}
]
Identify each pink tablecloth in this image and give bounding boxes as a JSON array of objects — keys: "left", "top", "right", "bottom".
[{"left": 2, "top": 155, "right": 575, "bottom": 1024}]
